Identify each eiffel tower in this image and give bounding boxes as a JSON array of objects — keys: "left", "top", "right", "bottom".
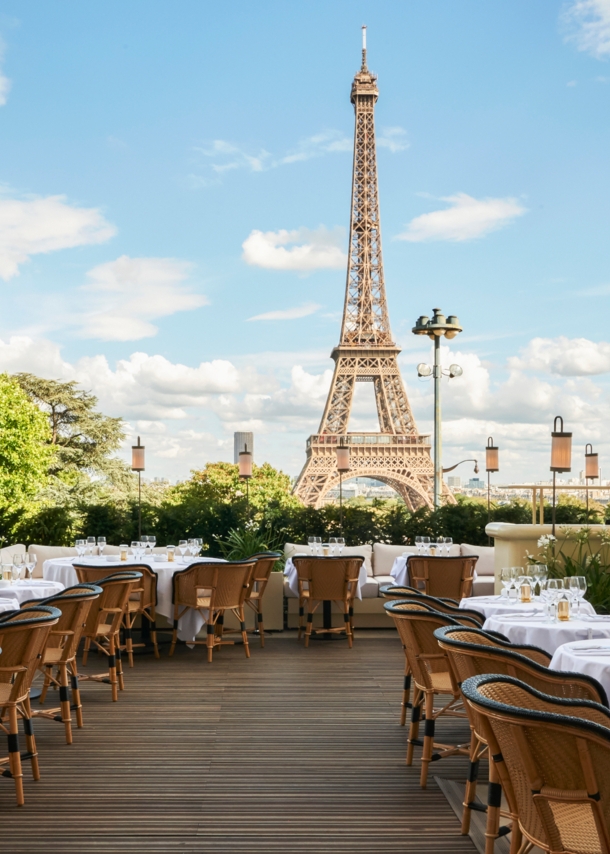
[{"left": 293, "top": 29, "right": 436, "bottom": 511}]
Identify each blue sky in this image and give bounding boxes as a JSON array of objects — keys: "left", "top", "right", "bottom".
[{"left": 0, "top": 1, "right": 609, "bottom": 484}]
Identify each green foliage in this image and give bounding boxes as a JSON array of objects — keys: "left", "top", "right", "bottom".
[
  {"left": 215, "top": 525, "right": 284, "bottom": 564},
  {"left": 0, "top": 374, "right": 52, "bottom": 510}
]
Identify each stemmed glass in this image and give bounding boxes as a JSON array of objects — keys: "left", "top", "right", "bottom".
[
  {"left": 422, "top": 537, "right": 430, "bottom": 556},
  {"left": 328, "top": 537, "right": 337, "bottom": 556},
  {"left": 444, "top": 537, "right": 453, "bottom": 556},
  {"left": 131, "top": 541, "right": 140, "bottom": 561},
  {"left": 140, "top": 535, "right": 149, "bottom": 553},
  {"left": 193, "top": 538, "right": 202, "bottom": 557},
  {"left": 149, "top": 535, "right": 156, "bottom": 553},
  {"left": 313, "top": 537, "right": 322, "bottom": 556},
  {"left": 569, "top": 576, "right": 587, "bottom": 614},
  {"left": 500, "top": 567, "right": 514, "bottom": 599},
  {"left": 75, "top": 539, "right": 85, "bottom": 559},
  {"left": 336, "top": 537, "right": 345, "bottom": 555},
  {"left": 97, "top": 536, "right": 106, "bottom": 556},
  {"left": 546, "top": 579, "right": 561, "bottom": 620},
  {"left": 308, "top": 536, "right": 315, "bottom": 554},
  {"left": 178, "top": 540, "right": 188, "bottom": 563},
  {"left": 25, "top": 554, "right": 36, "bottom": 583},
  {"left": 12, "top": 554, "right": 24, "bottom": 582},
  {"left": 415, "top": 536, "right": 422, "bottom": 555},
  {"left": 86, "top": 536, "right": 96, "bottom": 555}
]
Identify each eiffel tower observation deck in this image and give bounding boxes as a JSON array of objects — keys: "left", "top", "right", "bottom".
[{"left": 293, "top": 29, "right": 437, "bottom": 511}]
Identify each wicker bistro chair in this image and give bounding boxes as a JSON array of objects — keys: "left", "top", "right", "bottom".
[
  {"left": 21, "top": 584, "right": 102, "bottom": 745},
  {"left": 380, "top": 583, "right": 460, "bottom": 607},
  {"left": 244, "top": 552, "right": 281, "bottom": 647},
  {"left": 74, "top": 563, "right": 159, "bottom": 666},
  {"left": 170, "top": 560, "right": 256, "bottom": 663},
  {"left": 435, "top": 625, "right": 608, "bottom": 852},
  {"left": 383, "top": 599, "right": 471, "bottom": 787},
  {"left": 383, "top": 597, "right": 489, "bottom": 727},
  {"left": 293, "top": 556, "right": 363, "bottom": 648},
  {"left": 406, "top": 555, "right": 477, "bottom": 600},
  {"left": 78, "top": 572, "right": 142, "bottom": 702},
  {"left": 0, "top": 605, "right": 61, "bottom": 806},
  {"left": 462, "top": 674, "right": 610, "bottom": 854}
]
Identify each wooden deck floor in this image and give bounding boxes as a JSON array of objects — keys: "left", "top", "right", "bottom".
[{"left": 2, "top": 632, "right": 477, "bottom": 853}]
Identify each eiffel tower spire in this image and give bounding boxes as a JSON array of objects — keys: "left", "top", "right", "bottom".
[{"left": 293, "top": 32, "right": 437, "bottom": 510}]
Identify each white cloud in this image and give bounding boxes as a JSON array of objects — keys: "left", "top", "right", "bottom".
[
  {"left": 77, "top": 255, "right": 208, "bottom": 341},
  {"left": 377, "top": 126, "right": 409, "bottom": 153},
  {"left": 279, "top": 131, "right": 352, "bottom": 164},
  {"left": 396, "top": 193, "right": 527, "bottom": 243},
  {"left": 242, "top": 226, "right": 346, "bottom": 271},
  {"left": 563, "top": 0, "right": 610, "bottom": 58},
  {"left": 509, "top": 336, "right": 610, "bottom": 376},
  {"left": 248, "top": 302, "right": 321, "bottom": 321},
  {"left": 0, "top": 194, "right": 116, "bottom": 280},
  {"left": 194, "top": 140, "right": 272, "bottom": 175},
  {"left": 0, "top": 37, "right": 10, "bottom": 107}
]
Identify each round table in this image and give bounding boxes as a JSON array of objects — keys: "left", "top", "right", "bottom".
[
  {"left": 483, "top": 613, "right": 610, "bottom": 656},
  {"left": 0, "top": 580, "right": 64, "bottom": 606},
  {"left": 0, "top": 597, "right": 18, "bottom": 614},
  {"left": 550, "top": 639, "right": 610, "bottom": 700},
  {"left": 43, "top": 555, "right": 223, "bottom": 643},
  {"left": 462, "top": 595, "right": 595, "bottom": 621}
]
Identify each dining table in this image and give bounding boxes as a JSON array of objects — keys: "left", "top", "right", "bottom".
[
  {"left": 550, "top": 639, "right": 610, "bottom": 701},
  {"left": 43, "top": 554, "right": 225, "bottom": 644},
  {"left": 461, "top": 594, "right": 596, "bottom": 621},
  {"left": 483, "top": 611, "right": 610, "bottom": 656},
  {"left": 0, "top": 579, "right": 64, "bottom": 607}
]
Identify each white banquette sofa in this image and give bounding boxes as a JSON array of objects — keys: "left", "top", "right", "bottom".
[{"left": 283, "top": 541, "right": 495, "bottom": 628}]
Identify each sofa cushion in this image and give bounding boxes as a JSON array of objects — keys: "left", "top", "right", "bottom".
[
  {"left": 372, "top": 544, "right": 416, "bottom": 577},
  {"left": 283, "top": 543, "right": 373, "bottom": 576},
  {"left": 473, "top": 577, "right": 495, "bottom": 596},
  {"left": 461, "top": 543, "right": 494, "bottom": 577},
  {"left": 360, "top": 577, "right": 379, "bottom": 599},
  {"left": 0, "top": 543, "right": 26, "bottom": 565},
  {"left": 28, "top": 544, "right": 80, "bottom": 578},
  {"left": 372, "top": 575, "right": 395, "bottom": 593}
]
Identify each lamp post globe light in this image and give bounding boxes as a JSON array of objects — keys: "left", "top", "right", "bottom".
[
  {"left": 412, "top": 308, "right": 463, "bottom": 508},
  {"left": 131, "top": 436, "right": 145, "bottom": 540}
]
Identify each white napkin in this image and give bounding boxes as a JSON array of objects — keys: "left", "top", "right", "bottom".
[
  {"left": 580, "top": 615, "right": 610, "bottom": 623},
  {"left": 571, "top": 649, "right": 610, "bottom": 656},
  {"left": 499, "top": 613, "right": 543, "bottom": 621}
]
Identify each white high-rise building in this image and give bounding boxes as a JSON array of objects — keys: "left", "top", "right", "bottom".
[{"left": 234, "top": 432, "right": 253, "bottom": 464}]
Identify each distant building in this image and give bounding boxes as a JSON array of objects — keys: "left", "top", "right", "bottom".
[
  {"left": 447, "top": 476, "right": 461, "bottom": 488},
  {"left": 233, "top": 432, "right": 253, "bottom": 464},
  {"left": 467, "top": 478, "right": 486, "bottom": 489}
]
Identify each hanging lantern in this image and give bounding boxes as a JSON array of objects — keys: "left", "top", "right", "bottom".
[
  {"left": 485, "top": 437, "right": 499, "bottom": 473},
  {"left": 550, "top": 416, "right": 572, "bottom": 473},
  {"left": 238, "top": 445, "right": 253, "bottom": 479},
  {"left": 131, "top": 436, "right": 145, "bottom": 472},
  {"left": 585, "top": 444, "right": 599, "bottom": 480},
  {"left": 336, "top": 441, "right": 350, "bottom": 473}
]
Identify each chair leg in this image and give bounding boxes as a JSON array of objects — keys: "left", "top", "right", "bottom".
[
  {"left": 344, "top": 604, "right": 352, "bottom": 648},
  {"left": 22, "top": 695, "right": 40, "bottom": 781},
  {"left": 39, "top": 665, "right": 53, "bottom": 705},
  {"left": 298, "top": 601, "right": 304, "bottom": 640},
  {"left": 238, "top": 609, "right": 250, "bottom": 658},
  {"left": 485, "top": 757, "right": 503, "bottom": 854},
  {"left": 206, "top": 623, "right": 214, "bottom": 663},
  {"left": 58, "top": 663, "right": 73, "bottom": 745},
  {"left": 400, "top": 660, "right": 411, "bottom": 726},
  {"left": 82, "top": 636, "right": 91, "bottom": 665},
  {"left": 462, "top": 728, "right": 481, "bottom": 834},
  {"left": 116, "top": 642, "right": 124, "bottom": 691},
  {"left": 125, "top": 619, "right": 134, "bottom": 668},
  {"left": 108, "top": 635, "right": 118, "bottom": 702},
  {"left": 420, "top": 690, "right": 435, "bottom": 789},
  {"left": 170, "top": 605, "right": 179, "bottom": 656},
  {"left": 8, "top": 704, "right": 24, "bottom": 806},
  {"left": 258, "top": 608, "right": 265, "bottom": 647},
  {"left": 150, "top": 608, "right": 160, "bottom": 659},
  {"left": 406, "top": 688, "right": 423, "bottom": 766},
  {"left": 305, "top": 609, "right": 313, "bottom": 648},
  {"left": 70, "top": 661, "right": 84, "bottom": 729}
]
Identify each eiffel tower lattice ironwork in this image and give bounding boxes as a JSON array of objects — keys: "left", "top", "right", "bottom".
[{"left": 294, "top": 30, "right": 441, "bottom": 511}]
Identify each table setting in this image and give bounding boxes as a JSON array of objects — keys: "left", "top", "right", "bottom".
[
  {"left": 43, "top": 540, "right": 224, "bottom": 642},
  {"left": 550, "top": 639, "right": 610, "bottom": 699},
  {"left": 0, "top": 552, "right": 65, "bottom": 605}
]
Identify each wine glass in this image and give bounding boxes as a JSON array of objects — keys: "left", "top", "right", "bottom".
[
  {"left": 148, "top": 535, "right": 157, "bottom": 553},
  {"left": 178, "top": 540, "right": 188, "bottom": 563},
  {"left": 422, "top": 536, "right": 430, "bottom": 556},
  {"left": 193, "top": 538, "right": 202, "bottom": 557},
  {"left": 336, "top": 537, "right": 345, "bottom": 555},
  {"left": 75, "top": 539, "right": 85, "bottom": 559},
  {"left": 414, "top": 536, "right": 422, "bottom": 555},
  {"left": 546, "top": 579, "right": 560, "bottom": 620},
  {"left": 443, "top": 537, "right": 452, "bottom": 556},
  {"left": 500, "top": 567, "right": 514, "bottom": 597},
  {"left": 569, "top": 576, "right": 587, "bottom": 614},
  {"left": 131, "top": 541, "right": 140, "bottom": 561},
  {"left": 25, "top": 554, "right": 36, "bottom": 583},
  {"left": 97, "top": 536, "right": 106, "bottom": 556},
  {"left": 327, "top": 537, "right": 336, "bottom": 556},
  {"left": 307, "top": 536, "right": 315, "bottom": 554},
  {"left": 140, "top": 535, "right": 149, "bottom": 553},
  {"left": 86, "top": 536, "right": 96, "bottom": 555},
  {"left": 314, "top": 537, "right": 322, "bottom": 556},
  {"left": 12, "top": 554, "right": 24, "bottom": 582}
]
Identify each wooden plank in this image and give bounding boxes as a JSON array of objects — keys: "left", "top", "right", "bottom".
[{"left": 1, "top": 633, "right": 477, "bottom": 853}]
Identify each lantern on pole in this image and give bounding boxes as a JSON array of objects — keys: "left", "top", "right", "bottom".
[
  {"left": 131, "top": 436, "right": 145, "bottom": 539},
  {"left": 238, "top": 445, "right": 253, "bottom": 511},
  {"left": 550, "top": 416, "right": 572, "bottom": 536},
  {"left": 585, "top": 443, "right": 599, "bottom": 519},
  {"left": 336, "top": 440, "right": 350, "bottom": 531},
  {"left": 485, "top": 437, "right": 499, "bottom": 527}
]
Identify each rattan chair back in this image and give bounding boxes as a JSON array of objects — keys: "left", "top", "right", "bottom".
[
  {"left": 462, "top": 674, "right": 610, "bottom": 853},
  {"left": 406, "top": 555, "right": 477, "bottom": 599},
  {"left": 435, "top": 625, "right": 607, "bottom": 705},
  {"left": 20, "top": 583, "right": 102, "bottom": 664},
  {"left": 82, "top": 571, "right": 143, "bottom": 638},
  {"left": 379, "top": 583, "right": 459, "bottom": 606},
  {"left": 245, "top": 552, "right": 281, "bottom": 597},
  {"left": 293, "top": 556, "right": 363, "bottom": 601},
  {"left": 0, "top": 606, "right": 61, "bottom": 702},
  {"left": 172, "top": 560, "right": 255, "bottom": 611},
  {"left": 384, "top": 597, "right": 485, "bottom": 631}
]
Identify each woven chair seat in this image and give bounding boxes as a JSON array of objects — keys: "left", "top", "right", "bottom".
[
  {"left": 429, "top": 671, "right": 454, "bottom": 693},
  {"left": 95, "top": 622, "right": 114, "bottom": 635},
  {"left": 41, "top": 648, "right": 63, "bottom": 664},
  {"left": 196, "top": 596, "right": 211, "bottom": 608},
  {"left": 0, "top": 683, "right": 12, "bottom": 703}
]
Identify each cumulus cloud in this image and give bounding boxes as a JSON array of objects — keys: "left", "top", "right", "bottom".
[
  {"left": 248, "top": 302, "right": 321, "bottom": 321},
  {"left": 509, "top": 336, "right": 610, "bottom": 376},
  {"left": 562, "top": 0, "right": 610, "bottom": 58},
  {"left": 242, "top": 226, "right": 346, "bottom": 271},
  {"left": 377, "top": 126, "right": 409, "bottom": 153},
  {"left": 0, "top": 194, "right": 116, "bottom": 280},
  {"left": 77, "top": 256, "right": 208, "bottom": 341},
  {"left": 396, "top": 193, "right": 527, "bottom": 243}
]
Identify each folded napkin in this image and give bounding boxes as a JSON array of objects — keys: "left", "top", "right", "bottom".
[
  {"left": 571, "top": 649, "right": 610, "bottom": 656},
  {"left": 579, "top": 615, "right": 610, "bottom": 623},
  {"left": 499, "top": 612, "right": 543, "bottom": 620}
]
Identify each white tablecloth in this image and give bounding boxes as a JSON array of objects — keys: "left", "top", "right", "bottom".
[
  {"left": 43, "top": 555, "right": 224, "bottom": 643},
  {"left": 462, "top": 595, "right": 595, "bottom": 621},
  {"left": 0, "top": 580, "right": 64, "bottom": 606},
  {"left": 0, "top": 596, "right": 18, "bottom": 613},
  {"left": 550, "top": 640, "right": 610, "bottom": 700},
  {"left": 284, "top": 557, "right": 368, "bottom": 600},
  {"left": 484, "top": 613, "right": 610, "bottom": 656}
]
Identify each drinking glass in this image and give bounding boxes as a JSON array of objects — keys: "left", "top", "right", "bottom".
[
  {"left": 192, "top": 539, "right": 202, "bottom": 557},
  {"left": 131, "top": 541, "right": 140, "bottom": 560},
  {"left": 518, "top": 574, "right": 532, "bottom": 602},
  {"left": 2, "top": 564, "right": 11, "bottom": 583},
  {"left": 75, "top": 539, "right": 85, "bottom": 558},
  {"left": 444, "top": 537, "right": 453, "bottom": 556},
  {"left": 337, "top": 537, "right": 345, "bottom": 555},
  {"left": 500, "top": 567, "right": 514, "bottom": 597},
  {"left": 187, "top": 538, "right": 196, "bottom": 556},
  {"left": 25, "top": 554, "right": 36, "bottom": 582},
  {"left": 178, "top": 540, "right": 188, "bottom": 562},
  {"left": 141, "top": 535, "right": 149, "bottom": 553},
  {"left": 97, "top": 536, "right": 106, "bottom": 556},
  {"left": 87, "top": 536, "right": 96, "bottom": 555},
  {"left": 569, "top": 576, "right": 587, "bottom": 614},
  {"left": 512, "top": 573, "right": 523, "bottom": 602},
  {"left": 307, "top": 536, "right": 315, "bottom": 554},
  {"left": 314, "top": 537, "right": 322, "bottom": 556},
  {"left": 415, "top": 536, "right": 422, "bottom": 555},
  {"left": 12, "top": 554, "right": 24, "bottom": 582},
  {"left": 329, "top": 537, "right": 337, "bottom": 556},
  {"left": 546, "top": 579, "right": 561, "bottom": 620},
  {"left": 422, "top": 536, "right": 430, "bottom": 556}
]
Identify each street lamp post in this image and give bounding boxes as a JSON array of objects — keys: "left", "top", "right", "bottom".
[
  {"left": 585, "top": 443, "right": 599, "bottom": 520},
  {"left": 336, "top": 440, "right": 350, "bottom": 532},
  {"left": 131, "top": 436, "right": 145, "bottom": 540},
  {"left": 238, "top": 444, "right": 253, "bottom": 515},
  {"left": 485, "top": 437, "right": 499, "bottom": 524},
  {"left": 550, "top": 416, "right": 572, "bottom": 537},
  {"left": 413, "top": 308, "right": 463, "bottom": 508}
]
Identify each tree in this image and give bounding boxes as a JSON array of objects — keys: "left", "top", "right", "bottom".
[
  {"left": 0, "top": 374, "right": 52, "bottom": 510},
  {"left": 14, "top": 373, "right": 126, "bottom": 479}
]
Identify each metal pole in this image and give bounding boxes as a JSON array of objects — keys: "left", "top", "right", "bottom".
[
  {"left": 339, "top": 471, "right": 343, "bottom": 531},
  {"left": 138, "top": 471, "right": 142, "bottom": 540},
  {"left": 433, "top": 335, "right": 442, "bottom": 508},
  {"left": 586, "top": 479, "right": 589, "bottom": 520},
  {"left": 552, "top": 471, "right": 557, "bottom": 537}
]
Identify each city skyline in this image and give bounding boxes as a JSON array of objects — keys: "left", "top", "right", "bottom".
[{"left": 0, "top": 2, "right": 609, "bottom": 486}]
